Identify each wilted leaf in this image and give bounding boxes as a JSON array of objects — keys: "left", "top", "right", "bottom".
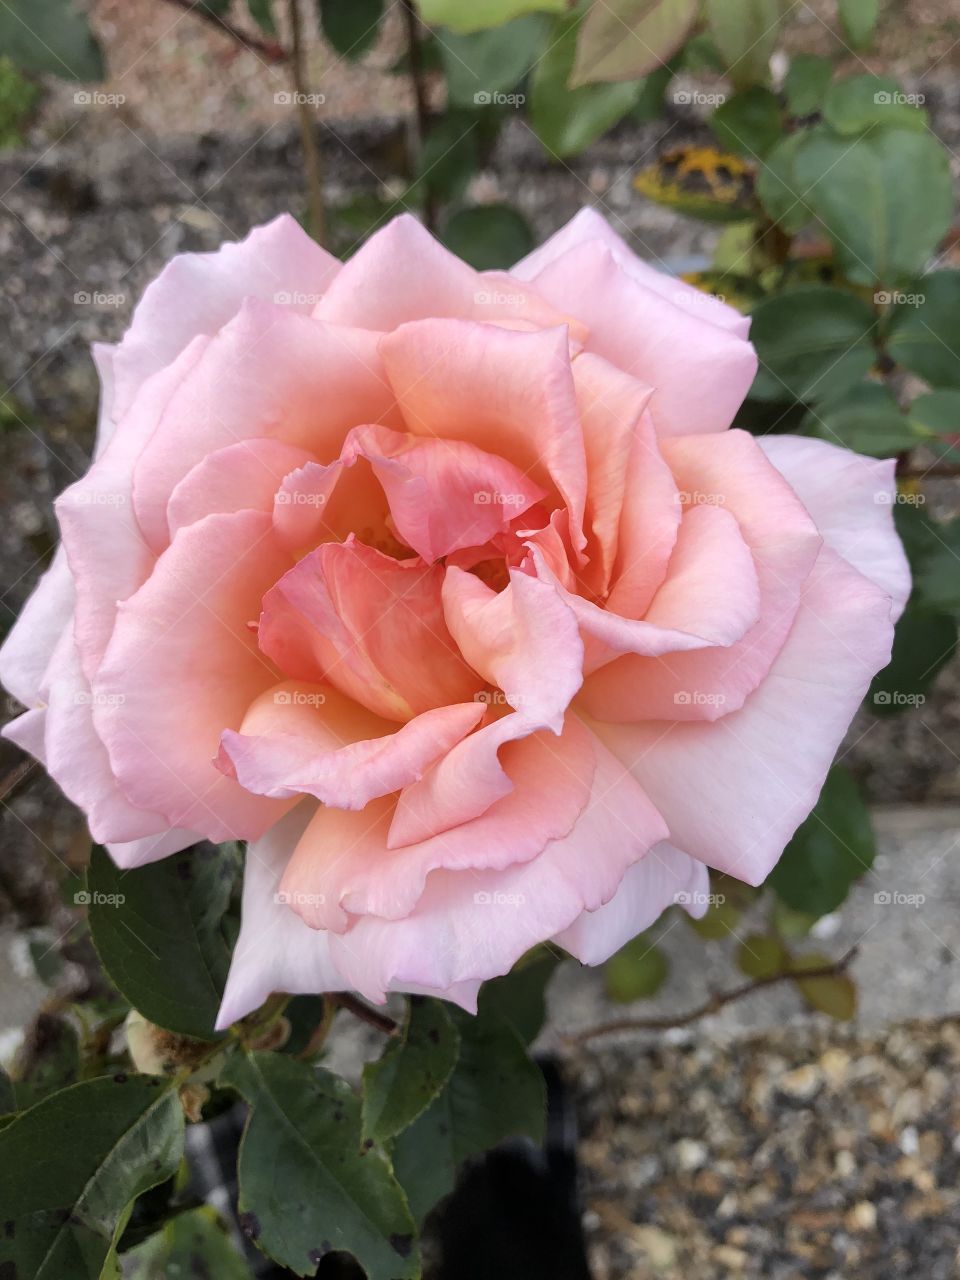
[{"left": 634, "top": 145, "right": 756, "bottom": 223}]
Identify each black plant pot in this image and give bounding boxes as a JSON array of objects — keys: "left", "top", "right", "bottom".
[{"left": 182, "top": 1056, "right": 592, "bottom": 1279}]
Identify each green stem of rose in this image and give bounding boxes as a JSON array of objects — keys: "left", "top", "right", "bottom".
[{"left": 289, "top": 0, "right": 327, "bottom": 247}]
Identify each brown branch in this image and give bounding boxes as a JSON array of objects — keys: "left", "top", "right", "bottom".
[
  {"left": 331, "top": 992, "right": 399, "bottom": 1037},
  {"left": 288, "top": 0, "right": 327, "bottom": 246},
  {"left": 400, "top": 0, "right": 437, "bottom": 232},
  {"left": 898, "top": 462, "right": 960, "bottom": 479},
  {"left": 163, "top": 0, "right": 288, "bottom": 63},
  {"left": 563, "top": 947, "right": 860, "bottom": 1046}
]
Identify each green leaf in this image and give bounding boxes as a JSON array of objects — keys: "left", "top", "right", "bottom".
[
  {"left": 768, "top": 767, "right": 875, "bottom": 917},
  {"left": 0, "top": 1067, "right": 15, "bottom": 1116},
  {"left": 688, "top": 895, "right": 742, "bottom": 940},
  {"left": 869, "top": 600, "right": 958, "bottom": 712},
  {"left": 756, "top": 131, "right": 813, "bottom": 233},
  {"left": 711, "top": 86, "right": 782, "bottom": 158},
  {"left": 794, "top": 127, "right": 952, "bottom": 287},
  {"left": 440, "top": 14, "right": 548, "bottom": 106},
  {"left": 0, "top": 1075, "right": 184, "bottom": 1280},
  {"left": 88, "top": 841, "right": 240, "bottom": 1041},
  {"left": 888, "top": 272, "right": 960, "bottom": 388},
  {"left": 749, "top": 286, "right": 877, "bottom": 404},
  {"left": 823, "top": 74, "right": 928, "bottom": 136},
  {"left": 247, "top": 0, "right": 276, "bottom": 34},
  {"left": 221, "top": 1052, "right": 418, "bottom": 1279},
  {"left": 772, "top": 900, "right": 818, "bottom": 939},
  {"left": 791, "top": 953, "right": 856, "bottom": 1019},
  {"left": 414, "top": 110, "right": 481, "bottom": 201},
  {"left": 570, "top": 0, "right": 699, "bottom": 87},
  {"left": 0, "top": 0, "right": 104, "bottom": 80},
  {"left": 630, "top": 61, "right": 676, "bottom": 122},
  {"left": 393, "top": 1008, "right": 545, "bottom": 1222},
  {"left": 319, "top": 0, "right": 384, "bottom": 59},
  {"left": 441, "top": 203, "right": 535, "bottom": 268},
  {"left": 362, "top": 998, "right": 460, "bottom": 1144},
  {"left": 909, "top": 389, "right": 960, "bottom": 440},
  {"left": 123, "top": 1206, "right": 252, "bottom": 1279},
  {"left": 894, "top": 504, "right": 960, "bottom": 618},
  {"left": 736, "top": 933, "right": 787, "bottom": 979},
  {"left": 706, "top": 0, "right": 782, "bottom": 87},
  {"left": 416, "top": 0, "right": 566, "bottom": 34},
  {"left": 531, "top": 9, "right": 642, "bottom": 157},
  {"left": 478, "top": 951, "right": 558, "bottom": 1044},
  {"left": 837, "top": 0, "right": 878, "bottom": 48},
  {"left": 604, "top": 934, "right": 669, "bottom": 1002},
  {"left": 784, "top": 53, "right": 833, "bottom": 117},
  {"left": 805, "top": 381, "right": 923, "bottom": 457}
]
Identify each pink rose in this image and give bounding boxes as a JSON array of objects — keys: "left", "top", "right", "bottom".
[{"left": 1, "top": 210, "right": 909, "bottom": 1025}]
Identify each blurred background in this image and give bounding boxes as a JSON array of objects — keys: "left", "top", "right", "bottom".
[{"left": 2, "top": 1, "right": 960, "bottom": 1276}]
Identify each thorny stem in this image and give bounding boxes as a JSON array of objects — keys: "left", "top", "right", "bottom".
[
  {"left": 400, "top": 0, "right": 437, "bottom": 233},
  {"left": 564, "top": 946, "right": 860, "bottom": 1045},
  {"left": 331, "top": 992, "right": 400, "bottom": 1037},
  {"left": 163, "top": 0, "right": 288, "bottom": 63},
  {"left": 289, "top": 0, "right": 327, "bottom": 247}
]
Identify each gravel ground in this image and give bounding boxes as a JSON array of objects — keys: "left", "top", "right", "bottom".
[{"left": 573, "top": 1017, "right": 960, "bottom": 1280}]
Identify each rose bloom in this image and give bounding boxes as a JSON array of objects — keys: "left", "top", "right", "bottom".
[{"left": 1, "top": 210, "right": 909, "bottom": 1026}]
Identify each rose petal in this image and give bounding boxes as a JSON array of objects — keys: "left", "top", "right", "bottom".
[
  {"left": 167, "top": 438, "right": 315, "bottom": 537},
  {"left": 113, "top": 214, "right": 339, "bottom": 419},
  {"left": 94, "top": 510, "right": 293, "bottom": 841},
  {"left": 0, "top": 547, "right": 73, "bottom": 707},
  {"left": 554, "top": 841, "right": 710, "bottom": 965},
  {"left": 592, "top": 546, "right": 895, "bottom": 884},
  {"left": 758, "top": 434, "right": 910, "bottom": 620},
  {"left": 259, "top": 539, "right": 482, "bottom": 721}
]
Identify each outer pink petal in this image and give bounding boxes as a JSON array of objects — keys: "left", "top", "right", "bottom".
[
  {"left": 107, "top": 827, "right": 201, "bottom": 871},
  {"left": 215, "top": 804, "right": 481, "bottom": 1026},
  {"left": 132, "top": 302, "right": 401, "bottom": 553},
  {"left": 758, "top": 435, "right": 910, "bottom": 620},
  {"left": 57, "top": 338, "right": 210, "bottom": 680},
  {"left": 280, "top": 715, "right": 594, "bottom": 932},
  {"left": 554, "top": 842, "right": 710, "bottom": 965},
  {"left": 112, "top": 215, "right": 340, "bottom": 419},
  {"left": 313, "top": 213, "right": 584, "bottom": 337},
  {"left": 513, "top": 206, "right": 750, "bottom": 337},
  {"left": 219, "top": 682, "right": 484, "bottom": 807},
  {"left": 380, "top": 319, "right": 588, "bottom": 557},
  {"left": 0, "top": 547, "right": 73, "bottom": 707},
  {"left": 582, "top": 430, "right": 821, "bottom": 721},
  {"left": 259, "top": 539, "right": 482, "bottom": 722},
  {"left": 167, "top": 438, "right": 315, "bottom": 537},
  {"left": 327, "top": 726, "right": 668, "bottom": 998},
  {"left": 94, "top": 511, "right": 293, "bottom": 841},
  {"left": 526, "top": 242, "right": 757, "bottom": 437},
  {"left": 592, "top": 546, "right": 896, "bottom": 885}
]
